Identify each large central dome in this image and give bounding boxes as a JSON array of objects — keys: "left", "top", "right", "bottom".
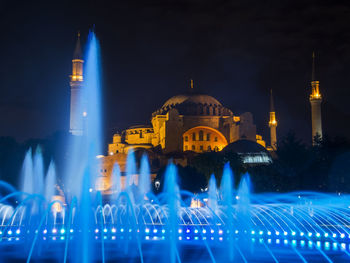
[{"left": 153, "top": 92, "right": 233, "bottom": 116}]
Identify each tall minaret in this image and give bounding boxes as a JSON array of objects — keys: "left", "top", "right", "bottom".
[
  {"left": 309, "top": 52, "right": 322, "bottom": 145},
  {"left": 268, "top": 89, "right": 277, "bottom": 150},
  {"left": 69, "top": 32, "right": 84, "bottom": 136}
]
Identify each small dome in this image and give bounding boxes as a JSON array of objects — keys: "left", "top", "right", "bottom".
[
  {"left": 153, "top": 93, "right": 232, "bottom": 117},
  {"left": 223, "top": 140, "right": 268, "bottom": 154}
]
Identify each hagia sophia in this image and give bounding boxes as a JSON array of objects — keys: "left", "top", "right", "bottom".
[{"left": 68, "top": 35, "right": 323, "bottom": 192}]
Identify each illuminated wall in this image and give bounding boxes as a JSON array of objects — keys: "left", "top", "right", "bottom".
[{"left": 182, "top": 126, "right": 228, "bottom": 152}]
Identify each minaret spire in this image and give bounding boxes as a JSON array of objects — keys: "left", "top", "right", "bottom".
[
  {"left": 268, "top": 89, "right": 277, "bottom": 150},
  {"left": 69, "top": 32, "right": 85, "bottom": 136},
  {"left": 309, "top": 52, "right": 323, "bottom": 145},
  {"left": 190, "top": 79, "right": 194, "bottom": 90}
]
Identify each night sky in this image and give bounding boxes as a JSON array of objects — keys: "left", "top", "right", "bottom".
[{"left": 1, "top": 0, "right": 350, "bottom": 145}]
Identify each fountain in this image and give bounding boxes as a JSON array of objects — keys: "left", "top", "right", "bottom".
[{"left": 1, "top": 31, "right": 350, "bottom": 263}]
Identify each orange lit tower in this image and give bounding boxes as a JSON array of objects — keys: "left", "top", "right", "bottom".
[
  {"left": 69, "top": 32, "right": 84, "bottom": 136},
  {"left": 309, "top": 52, "right": 322, "bottom": 145},
  {"left": 268, "top": 89, "right": 277, "bottom": 150}
]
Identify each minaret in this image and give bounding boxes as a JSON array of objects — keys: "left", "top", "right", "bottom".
[
  {"left": 69, "top": 32, "right": 84, "bottom": 136},
  {"left": 309, "top": 52, "right": 322, "bottom": 145},
  {"left": 268, "top": 89, "right": 277, "bottom": 150}
]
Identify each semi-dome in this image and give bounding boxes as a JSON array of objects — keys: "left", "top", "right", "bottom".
[{"left": 153, "top": 93, "right": 233, "bottom": 117}]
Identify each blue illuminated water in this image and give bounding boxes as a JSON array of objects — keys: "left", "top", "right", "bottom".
[{"left": 1, "top": 32, "right": 350, "bottom": 262}]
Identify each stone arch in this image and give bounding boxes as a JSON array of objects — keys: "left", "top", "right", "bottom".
[{"left": 182, "top": 126, "right": 228, "bottom": 153}]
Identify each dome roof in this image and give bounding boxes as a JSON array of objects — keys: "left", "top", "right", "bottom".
[
  {"left": 223, "top": 139, "right": 268, "bottom": 154},
  {"left": 162, "top": 94, "right": 222, "bottom": 108},
  {"left": 153, "top": 92, "right": 233, "bottom": 117}
]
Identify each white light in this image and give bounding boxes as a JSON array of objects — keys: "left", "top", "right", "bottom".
[
  {"left": 153, "top": 229, "right": 158, "bottom": 233},
  {"left": 95, "top": 229, "right": 99, "bottom": 233},
  {"left": 308, "top": 232, "right": 312, "bottom": 237},
  {"left": 284, "top": 231, "right": 288, "bottom": 236},
  {"left": 210, "top": 229, "right": 214, "bottom": 234},
  {"left": 275, "top": 231, "right": 280, "bottom": 236},
  {"left": 186, "top": 229, "right": 190, "bottom": 233},
  {"left": 89, "top": 188, "right": 93, "bottom": 193},
  {"left": 251, "top": 230, "right": 255, "bottom": 235},
  {"left": 8, "top": 230, "right": 12, "bottom": 235},
  {"left": 162, "top": 229, "right": 165, "bottom": 234},
  {"left": 333, "top": 233, "right": 337, "bottom": 238},
  {"left": 194, "top": 229, "right": 199, "bottom": 234},
  {"left": 178, "top": 229, "right": 182, "bottom": 234},
  {"left": 16, "top": 229, "right": 20, "bottom": 235},
  {"left": 103, "top": 228, "right": 107, "bottom": 233},
  {"left": 202, "top": 229, "right": 206, "bottom": 234},
  {"left": 111, "top": 228, "right": 116, "bottom": 233},
  {"left": 267, "top": 231, "right": 271, "bottom": 236},
  {"left": 145, "top": 228, "right": 150, "bottom": 233},
  {"left": 120, "top": 228, "right": 124, "bottom": 233},
  {"left": 341, "top": 233, "right": 345, "bottom": 238},
  {"left": 219, "top": 230, "right": 223, "bottom": 235},
  {"left": 52, "top": 228, "right": 57, "bottom": 234},
  {"left": 70, "top": 229, "right": 74, "bottom": 233},
  {"left": 259, "top": 231, "right": 263, "bottom": 235},
  {"left": 43, "top": 229, "right": 47, "bottom": 234},
  {"left": 60, "top": 229, "right": 65, "bottom": 234},
  {"left": 316, "top": 233, "right": 320, "bottom": 237},
  {"left": 292, "top": 231, "right": 296, "bottom": 236},
  {"left": 300, "top": 232, "right": 304, "bottom": 236},
  {"left": 324, "top": 233, "right": 328, "bottom": 237}
]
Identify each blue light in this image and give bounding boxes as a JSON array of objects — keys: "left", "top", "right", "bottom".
[
  {"left": 162, "top": 229, "right": 165, "bottom": 234},
  {"left": 195, "top": 236, "right": 199, "bottom": 240},
  {"left": 186, "top": 236, "right": 190, "bottom": 240}
]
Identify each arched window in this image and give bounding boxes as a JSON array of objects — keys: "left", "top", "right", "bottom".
[
  {"left": 199, "top": 130, "right": 204, "bottom": 141},
  {"left": 184, "top": 136, "right": 188, "bottom": 142},
  {"left": 192, "top": 133, "right": 196, "bottom": 141},
  {"left": 206, "top": 133, "right": 210, "bottom": 141}
]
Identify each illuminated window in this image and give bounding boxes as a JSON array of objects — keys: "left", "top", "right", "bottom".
[
  {"left": 184, "top": 136, "right": 188, "bottom": 142},
  {"left": 192, "top": 145, "right": 195, "bottom": 151},
  {"left": 200, "top": 145, "right": 203, "bottom": 151},
  {"left": 206, "top": 133, "right": 210, "bottom": 141},
  {"left": 214, "top": 146, "right": 219, "bottom": 151},
  {"left": 199, "top": 130, "right": 204, "bottom": 141},
  {"left": 192, "top": 133, "right": 196, "bottom": 141},
  {"left": 214, "top": 137, "right": 218, "bottom": 142}
]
